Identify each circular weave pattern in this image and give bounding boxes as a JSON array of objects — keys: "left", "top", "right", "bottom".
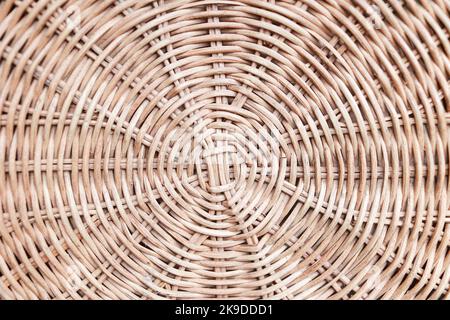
[{"left": 0, "top": 0, "right": 449, "bottom": 299}]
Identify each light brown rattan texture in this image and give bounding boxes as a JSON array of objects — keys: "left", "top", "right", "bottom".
[{"left": 0, "top": 0, "right": 449, "bottom": 300}]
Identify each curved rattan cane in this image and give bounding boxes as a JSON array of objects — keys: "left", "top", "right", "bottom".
[{"left": 0, "top": 0, "right": 449, "bottom": 300}]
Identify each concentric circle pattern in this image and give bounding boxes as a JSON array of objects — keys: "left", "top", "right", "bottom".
[{"left": 0, "top": 0, "right": 449, "bottom": 299}]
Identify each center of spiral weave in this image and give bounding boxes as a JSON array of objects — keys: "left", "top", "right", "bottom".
[{"left": 145, "top": 103, "right": 286, "bottom": 240}]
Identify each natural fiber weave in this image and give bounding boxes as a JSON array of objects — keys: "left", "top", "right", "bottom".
[{"left": 0, "top": 0, "right": 449, "bottom": 300}]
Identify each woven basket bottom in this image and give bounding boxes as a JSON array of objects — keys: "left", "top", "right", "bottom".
[{"left": 0, "top": 0, "right": 449, "bottom": 300}]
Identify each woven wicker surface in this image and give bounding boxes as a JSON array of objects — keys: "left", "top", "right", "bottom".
[{"left": 0, "top": 0, "right": 449, "bottom": 300}]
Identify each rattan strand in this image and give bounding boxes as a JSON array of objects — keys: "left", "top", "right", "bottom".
[{"left": 0, "top": 0, "right": 449, "bottom": 299}]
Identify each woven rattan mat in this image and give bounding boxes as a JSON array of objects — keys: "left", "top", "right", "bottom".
[{"left": 0, "top": 0, "right": 449, "bottom": 299}]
